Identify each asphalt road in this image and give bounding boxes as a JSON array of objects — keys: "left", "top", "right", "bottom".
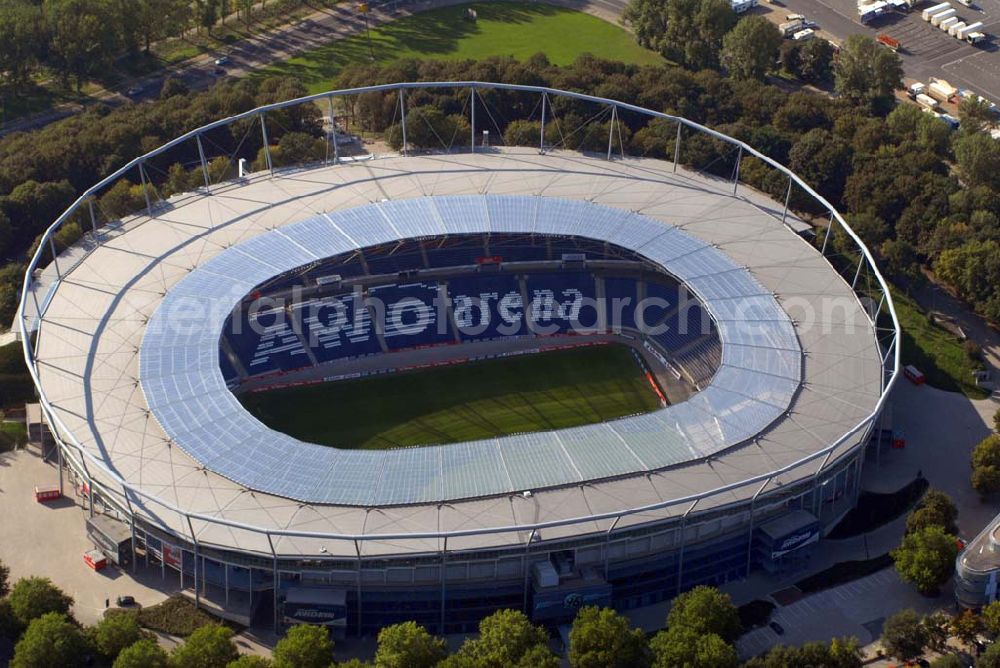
[{"left": 767, "top": 0, "right": 1000, "bottom": 100}]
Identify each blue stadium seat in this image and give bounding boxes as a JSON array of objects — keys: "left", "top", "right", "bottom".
[
  {"left": 368, "top": 282, "right": 454, "bottom": 350},
  {"left": 447, "top": 273, "right": 527, "bottom": 341},
  {"left": 602, "top": 277, "right": 638, "bottom": 332},
  {"left": 524, "top": 272, "right": 597, "bottom": 333},
  {"left": 293, "top": 292, "right": 383, "bottom": 363}
]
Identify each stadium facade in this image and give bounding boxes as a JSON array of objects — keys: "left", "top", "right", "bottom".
[{"left": 19, "top": 82, "right": 899, "bottom": 634}]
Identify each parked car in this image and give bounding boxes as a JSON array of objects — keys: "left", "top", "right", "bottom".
[
  {"left": 769, "top": 621, "right": 785, "bottom": 635},
  {"left": 125, "top": 84, "right": 145, "bottom": 97},
  {"left": 214, "top": 56, "right": 230, "bottom": 66},
  {"left": 116, "top": 595, "right": 136, "bottom": 607}
]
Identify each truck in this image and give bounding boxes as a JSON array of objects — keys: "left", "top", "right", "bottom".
[
  {"left": 955, "top": 20, "right": 982, "bottom": 38},
  {"left": 792, "top": 28, "right": 816, "bottom": 40},
  {"left": 928, "top": 78, "right": 958, "bottom": 102},
  {"left": 907, "top": 81, "right": 926, "bottom": 99},
  {"left": 877, "top": 33, "right": 901, "bottom": 50},
  {"left": 860, "top": 0, "right": 890, "bottom": 22},
  {"left": 939, "top": 16, "right": 960, "bottom": 31},
  {"left": 916, "top": 93, "right": 940, "bottom": 110},
  {"left": 86, "top": 515, "right": 133, "bottom": 567},
  {"left": 930, "top": 8, "right": 957, "bottom": 25},
  {"left": 966, "top": 31, "right": 986, "bottom": 44},
  {"left": 921, "top": 1, "right": 950, "bottom": 19},
  {"left": 780, "top": 19, "right": 805, "bottom": 36}
]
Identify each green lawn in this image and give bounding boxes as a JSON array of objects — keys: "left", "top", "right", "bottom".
[
  {"left": 259, "top": 2, "right": 663, "bottom": 94},
  {"left": 892, "top": 289, "right": 988, "bottom": 399},
  {"left": 240, "top": 344, "right": 660, "bottom": 449}
]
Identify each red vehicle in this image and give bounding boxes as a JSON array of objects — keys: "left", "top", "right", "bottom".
[
  {"left": 904, "top": 365, "right": 925, "bottom": 385},
  {"left": 83, "top": 549, "right": 107, "bottom": 571},
  {"left": 34, "top": 485, "right": 61, "bottom": 502},
  {"left": 877, "top": 33, "right": 901, "bottom": 51}
]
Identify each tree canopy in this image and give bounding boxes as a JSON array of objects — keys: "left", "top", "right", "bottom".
[
  {"left": 892, "top": 526, "right": 959, "bottom": 594},
  {"left": 374, "top": 621, "right": 447, "bottom": 668},
  {"left": 169, "top": 624, "right": 240, "bottom": 668},
  {"left": 834, "top": 35, "right": 904, "bottom": 110},
  {"left": 6, "top": 577, "right": 73, "bottom": 627},
  {"left": 272, "top": 624, "right": 333, "bottom": 668},
  {"left": 665, "top": 585, "right": 742, "bottom": 642},
  {"left": 881, "top": 609, "right": 927, "bottom": 661},
  {"left": 568, "top": 606, "right": 647, "bottom": 668},
  {"left": 11, "top": 612, "right": 88, "bottom": 668},
  {"left": 721, "top": 16, "right": 782, "bottom": 81},
  {"left": 113, "top": 638, "right": 170, "bottom": 668}
]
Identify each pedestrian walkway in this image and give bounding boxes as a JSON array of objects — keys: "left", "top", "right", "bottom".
[{"left": 737, "top": 568, "right": 948, "bottom": 659}]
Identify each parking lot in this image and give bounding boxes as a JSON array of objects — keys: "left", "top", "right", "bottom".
[{"left": 761, "top": 0, "right": 1000, "bottom": 101}]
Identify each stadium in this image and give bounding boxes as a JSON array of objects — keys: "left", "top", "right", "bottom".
[{"left": 19, "top": 82, "right": 899, "bottom": 635}]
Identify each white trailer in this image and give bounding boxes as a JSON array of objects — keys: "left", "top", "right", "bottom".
[
  {"left": 956, "top": 20, "right": 983, "bottom": 38},
  {"left": 948, "top": 21, "right": 967, "bottom": 35},
  {"left": 921, "top": 2, "right": 950, "bottom": 19},
  {"left": 939, "top": 16, "right": 960, "bottom": 30},
  {"left": 931, "top": 8, "right": 957, "bottom": 25},
  {"left": 916, "top": 93, "right": 940, "bottom": 110}
]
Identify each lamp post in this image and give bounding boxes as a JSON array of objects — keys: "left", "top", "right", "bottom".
[{"left": 359, "top": 2, "right": 374, "bottom": 61}]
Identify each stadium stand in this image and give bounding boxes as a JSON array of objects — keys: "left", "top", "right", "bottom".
[
  {"left": 524, "top": 271, "right": 597, "bottom": 332},
  {"left": 448, "top": 272, "right": 526, "bottom": 341},
  {"left": 368, "top": 282, "right": 455, "bottom": 349},
  {"left": 294, "top": 292, "right": 383, "bottom": 363}
]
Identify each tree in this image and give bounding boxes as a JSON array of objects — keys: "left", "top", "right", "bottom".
[
  {"left": 114, "top": 639, "right": 170, "bottom": 668},
  {"left": 892, "top": 526, "right": 959, "bottom": 594},
  {"left": 272, "top": 623, "right": 332, "bottom": 668},
  {"left": 12, "top": 612, "right": 88, "bottom": 668},
  {"left": 922, "top": 611, "right": 951, "bottom": 652},
  {"left": 721, "top": 16, "right": 782, "bottom": 81},
  {"left": 7, "top": 577, "right": 73, "bottom": 626},
  {"left": 981, "top": 643, "right": 1000, "bottom": 668},
  {"left": 374, "top": 621, "right": 447, "bottom": 668},
  {"left": 444, "top": 609, "right": 556, "bottom": 668},
  {"left": 43, "top": 0, "right": 123, "bottom": 91},
  {"left": 797, "top": 39, "right": 836, "bottom": 83},
  {"left": 958, "top": 96, "right": 996, "bottom": 135},
  {"left": 881, "top": 609, "right": 927, "bottom": 661},
  {"left": 951, "top": 609, "right": 982, "bottom": 649},
  {"left": 834, "top": 35, "right": 903, "bottom": 110},
  {"left": 169, "top": 624, "right": 240, "bottom": 668},
  {"left": 568, "top": 606, "right": 647, "bottom": 668},
  {"left": 994, "top": 407, "right": 1000, "bottom": 433},
  {"left": 743, "top": 638, "right": 861, "bottom": 668},
  {"left": 789, "top": 128, "right": 852, "bottom": 203},
  {"left": 666, "top": 585, "right": 742, "bottom": 642},
  {"left": 983, "top": 600, "right": 1000, "bottom": 637},
  {"left": 649, "top": 627, "right": 737, "bottom": 668},
  {"left": 907, "top": 489, "right": 959, "bottom": 535},
  {"left": 953, "top": 132, "right": 1000, "bottom": 191},
  {"left": 0, "top": 558, "right": 8, "bottom": 596},
  {"left": 974, "top": 465, "right": 1000, "bottom": 498},
  {"left": 622, "top": 0, "right": 735, "bottom": 70},
  {"left": 226, "top": 656, "right": 273, "bottom": 668},
  {"left": 89, "top": 612, "right": 151, "bottom": 660},
  {"left": 0, "top": 1, "right": 46, "bottom": 89}
]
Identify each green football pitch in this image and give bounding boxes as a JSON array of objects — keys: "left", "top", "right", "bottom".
[{"left": 239, "top": 344, "right": 661, "bottom": 450}]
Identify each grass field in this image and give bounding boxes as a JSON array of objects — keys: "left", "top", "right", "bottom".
[
  {"left": 892, "top": 289, "right": 988, "bottom": 399},
  {"left": 240, "top": 344, "right": 661, "bottom": 449},
  {"left": 259, "top": 2, "right": 663, "bottom": 94}
]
